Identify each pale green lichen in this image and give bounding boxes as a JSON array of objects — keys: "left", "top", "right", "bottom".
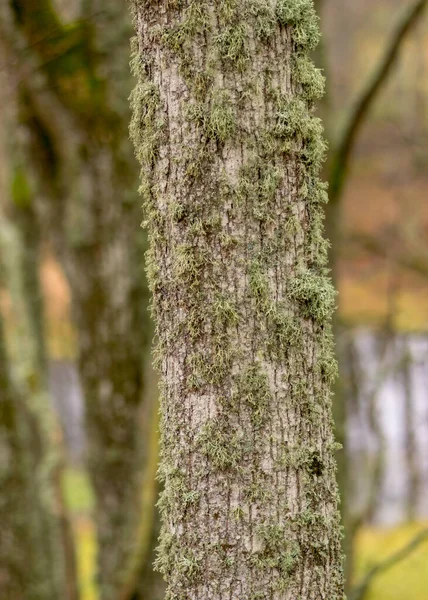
[
  {"left": 238, "top": 364, "right": 272, "bottom": 427},
  {"left": 187, "top": 91, "right": 237, "bottom": 143},
  {"left": 288, "top": 269, "right": 336, "bottom": 323},
  {"left": 215, "top": 23, "right": 248, "bottom": 67},
  {"left": 276, "top": 0, "right": 321, "bottom": 49},
  {"left": 293, "top": 52, "right": 325, "bottom": 102},
  {"left": 197, "top": 419, "right": 247, "bottom": 470},
  {"left": 252, "top": 522, "right": 301, "bottom": 584},
  {"left": 130, "top": 0, "right": 343, "bottom": 596},
  {"left": 129, "top": 81, "right": 162, "bottom": 166}
]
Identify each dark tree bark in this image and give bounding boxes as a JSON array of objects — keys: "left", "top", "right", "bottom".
[{"left": 131, "top": 1, "right": 343, "bottom": 598}]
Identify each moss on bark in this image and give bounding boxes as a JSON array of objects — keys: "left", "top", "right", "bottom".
[{"left": 131, "top": 0, "right": 344, "bottom": 598}]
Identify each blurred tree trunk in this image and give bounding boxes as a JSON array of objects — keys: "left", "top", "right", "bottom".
[
  {"left": 401, "top": 338, "right": 419, "bottom": 522},
  {"left": 131, "top": 1, "right": 343, "bottom": 598},
  {"left": 9, "top": 175, "right": 79, "bottom": 600},
  {"left": 0, "top": 309, "right": 74, "bottom": 599},
  {"left": 0, "top": 1, "right": 159, "bottom": 598}
]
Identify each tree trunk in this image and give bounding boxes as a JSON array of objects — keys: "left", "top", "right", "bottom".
[
  {"left": 0, "top": 311, "right": 69, "bottom": 599},
  {"left": 0, "top": 2, "right": 156, "bottom": 597},
  {"left": 401, "top": 337, "right": 419, "bottom": 522},
  {"left": 0, "top": 162, "right": 79, "bottom": 599},
  {"left": 131, "top": 1, "right": 344, "bottom": 598}
]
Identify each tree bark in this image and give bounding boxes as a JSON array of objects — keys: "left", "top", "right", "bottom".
[{"left": 131, "top": 1, "right": 344, "bottom": 598}]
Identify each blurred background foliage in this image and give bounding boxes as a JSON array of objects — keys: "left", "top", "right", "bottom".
[{"left": 1, "top": 0, "right": 428, "bottom": 599}]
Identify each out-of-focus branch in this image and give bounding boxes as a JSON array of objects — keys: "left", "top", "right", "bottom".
[
  {"left": 328, "top": 0, "right": 428, "bottom": 205},
  {"left": 349, "top": 529, "right": 428, "bottom": 600},
  {"left": 351, "top": 232, "right": 428, "bottom": 279},
  {"left": 1, "top": 0, "right": 111, "bottom": 127}
]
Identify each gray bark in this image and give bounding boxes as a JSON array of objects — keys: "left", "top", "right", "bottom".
[{"left": 131, "top": 1, "right": 344, "bottom": 598}]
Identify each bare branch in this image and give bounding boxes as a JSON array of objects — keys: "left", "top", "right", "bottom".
[
  {"left": 328, "top": 0, "right": 428, "bottom": 205},
  {"left": 351, "top": 232, "right": 428, "bottom": 280},
  {"left": 349, "top": 529, "right": 428, "bottom": 600}
]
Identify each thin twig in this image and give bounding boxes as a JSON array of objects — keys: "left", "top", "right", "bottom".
[
  {"left": 349, "top": 528, "right": 428, "bottom": 600},
  {"left": 351, "top": 232, "right": 428, "bottom": 280},
  {"left": 328, "top": 0, "right": 428, "bottom": 205}
]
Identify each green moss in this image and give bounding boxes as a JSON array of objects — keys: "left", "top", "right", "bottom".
[{"left": 288, "top": 269, "right": 336, "bottom": 324}]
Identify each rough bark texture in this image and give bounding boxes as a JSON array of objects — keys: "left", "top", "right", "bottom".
[{"left": 131, "top": 1, "right": 344, "bottom": 598}]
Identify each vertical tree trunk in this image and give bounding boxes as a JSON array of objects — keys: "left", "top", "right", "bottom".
[
  {"left": 401, "top": 338, "right": 419, "bottom": 522},
  {"left": 0, "top": 2, "right": 157, "bottom": 596},
  {"left": 0, "top": 163, "right": 79, "bottom": 599},
  {"left": 131, "top": 1, "right": 344, "bottom": 598},
  {"left": 11, "top": 174, "right": 80, "bottom": 600},
  {"left": 0, "top": 311, "right": 69, "bottom": 599}
]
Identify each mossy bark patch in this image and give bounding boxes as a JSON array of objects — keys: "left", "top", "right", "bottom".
[{"left": 131, "top": 1, "right": 344, "bottom": 598}]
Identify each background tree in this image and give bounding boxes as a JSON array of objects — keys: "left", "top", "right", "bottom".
[
  {"left": 0, "top": 280, "right": 76, "bottom": 599},
  {"left": 131, "top": 1, "right": 343, "bottom": 598},
  {"left": 315, "top": 0, "right": 428, "bottom": 588},
  {"left": 0, "top": 1, "right": 159, "bottom": 598}
]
